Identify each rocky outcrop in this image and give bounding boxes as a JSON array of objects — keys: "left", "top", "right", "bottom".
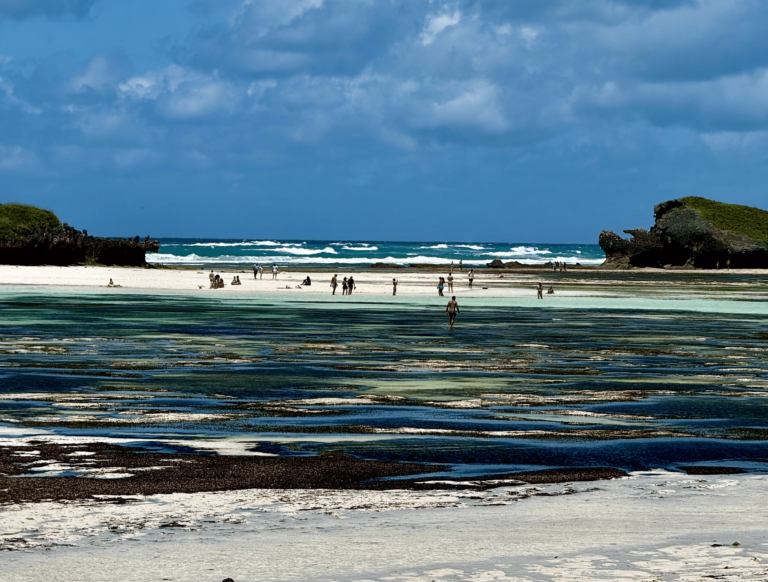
[
  {"left": 0, "top": 224, "right": 159, "bottom": 266},
  {"left": 599, "top": 198, "right": 768, "bottom": 269}
]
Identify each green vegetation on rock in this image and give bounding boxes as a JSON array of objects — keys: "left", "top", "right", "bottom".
[
  {"left": 0, "top": 204, "right": 61, "bottom": 239},
  {"left": 679, "top": 197, "right": 768, "bottom": 245}
]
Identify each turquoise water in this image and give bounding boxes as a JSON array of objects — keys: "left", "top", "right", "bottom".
[
  {"left": 1, "top": 287, "right": 767, "bottom": 473},
  {"left": 148, "top": 239, "right": 605, "bottom": 267}
]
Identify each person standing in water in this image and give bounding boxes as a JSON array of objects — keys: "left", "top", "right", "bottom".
[
  {"left": 331, "top": 274, "right": 338, "bottom": 295},
  {"left": 468, "top": 269, "right": 474, "bottom": 288},
  {"left": 447, "top": 274, "right": 454, "bottom": 292},
  {"left": 537, "top": 282, "right": 543, "bottom": 299},
  {"left": 392, "top": 278, "right": 398, "bottom": 296},
  {"left": 446, "top": 296, "right": 459, "bottom": 330},
  {"left": 348, "top": 276, "right": 356, "bottom": 295}
]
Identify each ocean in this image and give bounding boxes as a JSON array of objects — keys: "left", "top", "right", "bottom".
[{"left": 147, "top": 240, "right": 605, "bottom": 267}]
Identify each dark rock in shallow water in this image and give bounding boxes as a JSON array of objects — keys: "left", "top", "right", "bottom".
[
  {"left": 486, "top": 258, "right": 505, "bottom": 268},
  {"left": 678, "top": 466, "right": 747, "bottom": 475},
  {"left": 599, "top": 197, "right": 768, "bottom": 269},
  {"left": 0, "top": 223, "right": 159, "bottom": 266}
]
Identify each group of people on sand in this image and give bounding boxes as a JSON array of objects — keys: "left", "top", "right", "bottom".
[
  {"left": 209, "top": 270, "right": 226, "bottom": 289},
  {"left": 252, "top": 264, "right": 280, "bottom": 279},
  {"left": 552, "top": 261, "right": 568, "bottom": 273},
  {"left": 330, "top": 274, "right": 356, "bottom": 295}
]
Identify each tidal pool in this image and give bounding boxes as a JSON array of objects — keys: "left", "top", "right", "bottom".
[{"left": 1, "top": 287, "right": 767, "bottom": 474}]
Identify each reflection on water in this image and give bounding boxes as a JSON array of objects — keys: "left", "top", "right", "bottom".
[{"left": 1, "top": 289, "right": 767, "bottom": 473}]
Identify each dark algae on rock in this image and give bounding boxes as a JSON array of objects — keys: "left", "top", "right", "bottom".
[
  {"left": 0, "top": 203, "right": 159, "bottom": 266},
  {"left": 599, "top": 197, "right": 768, "bottom": 269}
]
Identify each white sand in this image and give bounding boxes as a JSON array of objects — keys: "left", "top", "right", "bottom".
[
  {"left": 0, "top": 264, "right": 590, "bottom": 298},
  {"left": 2, "top": 471, "right": 767, "bottom": 581}
]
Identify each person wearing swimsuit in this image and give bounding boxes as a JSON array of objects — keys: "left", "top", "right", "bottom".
[{"left": 446, "top": 296, "right": 459, "bottom": 330}]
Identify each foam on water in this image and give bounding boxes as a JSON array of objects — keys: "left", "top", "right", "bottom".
[{"left": 147, "top": 239, "right": 605, "bottom": 267}]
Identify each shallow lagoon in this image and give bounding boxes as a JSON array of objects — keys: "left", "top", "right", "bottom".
[{"left": 1, "top": 285, "right": 767, "bottom": 475}]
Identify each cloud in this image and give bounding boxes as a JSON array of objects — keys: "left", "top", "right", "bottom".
[
  {"left": 0, "top": 144, "right": 38, "bottom": 172},
  {"left": 420, "top": 10, "right": 461, "bottom": 46},
  {"left": 1, "top": 0, "right": 767, "bottom": 184},
  {"left": 430, "top": 80, "right": 508, "bottom": 133},
  {"left": 0, "top": 0, "right": 99, "bottom": 20}
]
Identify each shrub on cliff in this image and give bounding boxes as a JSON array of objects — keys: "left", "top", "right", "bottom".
[
  {"left": 0, "top": 204, "right": 62, "bottom": 240},
  {"left": 679, "top": 197, "right": 768, "bottom": 244}
]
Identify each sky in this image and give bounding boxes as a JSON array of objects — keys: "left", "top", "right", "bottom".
[{"left": 0, "top": 0, "right": 766, "bottom": 241}]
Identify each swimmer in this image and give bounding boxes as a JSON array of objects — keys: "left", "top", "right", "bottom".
[{"left": 547, "top": 286, "right": 554, "bottom": 294}]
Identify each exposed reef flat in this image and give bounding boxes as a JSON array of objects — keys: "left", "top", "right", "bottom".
[
  {"left": 600, "top": 197, "right": 768, "bottom": 269},
  {"left": 0, "top": 441, "right": 628, "bottom": 504}
]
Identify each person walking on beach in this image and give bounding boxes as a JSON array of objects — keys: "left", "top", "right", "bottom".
[
  {"left": 393, "top": 278, "right": 398, "bottom": 296},
  {"left": 447, "top": 274, "right": 454, "bottom": 292},
  {"left": 348, "top": 276, "right": 356, "bottom": 295},
  {"left": 468, "top": 269, "right": 474, "bottom": 288},
  {"left": 437, "top": 277, "right": 445, "bottom": 297},
  {"left": 342, "top": 277, "right": 348, "bottom": 295},
  {"left": 537, "top": 282, "right": 543, "bottom": 299},
  {"left": 258, "top": 264, "right": 264, "bottom": 279},
  {"left": 446, "top": 296, "right": 459, "bottom": 330},
  {"left": 331, "top": 274, "right": 338, "bottom": 295}
]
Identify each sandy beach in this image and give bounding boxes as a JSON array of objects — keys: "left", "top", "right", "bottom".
[
  {"left": 3, "top": 264, "right": 768, "bottom": 299},
  {"left": 0, "top": 264, "right": 576, "bottom": 297},
  {"left": 2, "top": 469, "right": 767, "bottom": 581}
]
